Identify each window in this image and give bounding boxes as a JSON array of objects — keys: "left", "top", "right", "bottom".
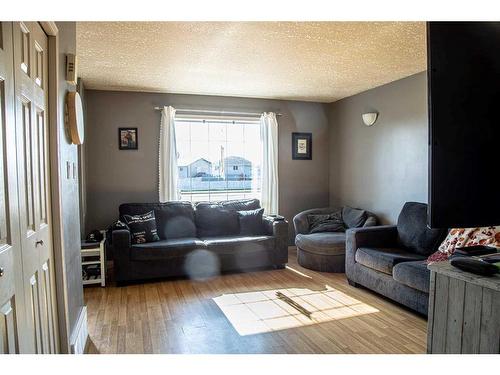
[{"left": 175, "top": 117, "right": 262, "bottom": 203}]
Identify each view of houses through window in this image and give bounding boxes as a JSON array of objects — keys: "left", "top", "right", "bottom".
[{"left": 175, "top": 118, "right": 262, "bottom": 202}]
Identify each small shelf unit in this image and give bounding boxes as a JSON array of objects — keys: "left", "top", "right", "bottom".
[{"left": 81, "top": 238, "right": 106, "bottom": 287}]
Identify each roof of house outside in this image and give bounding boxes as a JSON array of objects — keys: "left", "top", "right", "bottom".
[
  {"left": 223, "top": 156, "right": 251, "bottom": 165},
  {"left": 178, "top": 158, "right": 212, "bottom": 168}
]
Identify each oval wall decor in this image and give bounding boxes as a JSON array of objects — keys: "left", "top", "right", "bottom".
[{"left": 65, "top": 91, "right": 85, "bottom": 144}]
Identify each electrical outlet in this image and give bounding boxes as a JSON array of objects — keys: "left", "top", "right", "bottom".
[{"left": 66, "top": 161, "right": 71, "bottom": 179}]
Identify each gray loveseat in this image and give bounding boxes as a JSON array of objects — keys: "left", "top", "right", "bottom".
[
  {"left": 112, "top": 199, "right": 288, "bottom": 284},
  {"left": 293, "top": 206, "right": 377, "bottom": 272},
  {"left": 345, "top": 202, "right": 447, "bottom": 316}
]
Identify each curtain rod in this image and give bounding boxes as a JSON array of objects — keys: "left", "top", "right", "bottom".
[{"left": 153, "top": 106, "right": 283, "bottom": 117}]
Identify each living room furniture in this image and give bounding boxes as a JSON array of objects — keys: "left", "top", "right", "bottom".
[
  {"left": 81, "top": 236, "right": 106, "bottom": 287},
  {"left": 293, "top": 206, "right": 377, "bottom": 272},
  {"left": 427, "top": 260, "right": 500, "bottom": 353},
  {"left": 112, "top": 199, "right": 288, "bottom": 283},
  {"left": 345, "top": 202, "right": 447, "bottom": 315}
]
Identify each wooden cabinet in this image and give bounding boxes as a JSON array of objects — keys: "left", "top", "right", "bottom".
[{"left": 427, "top": 261, "right": 500, "bottom": 354}]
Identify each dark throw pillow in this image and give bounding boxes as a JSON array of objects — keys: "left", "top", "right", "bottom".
[
  {"left": 397, "top": 202, "right": 447, "bottom": 256},
  {"left": 308, "top": 211, "right": 345, "bottom": 233},
  {"left": 195, "top": 203, "right": 240, "bottom": 237},
  {"left": 342, "top": 206, "right": 367, "bottom": 228},
  {"left": 238, "top": 208, "right": 265, "bottom": 235},
  {"left": 123, "top": 210, "right": 160, "bottom": 244},
  {"left": 154, "top": 202, "right": 197, "bottom": 239},
  {"left": 221, "top": 199, "right": 261, "bottom": 211}
]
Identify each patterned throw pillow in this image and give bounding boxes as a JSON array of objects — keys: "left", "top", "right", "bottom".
[
  {"left": 308, "top": 211, "right": 345, "bottom": 233},
  {"left": 122, "top": 211, "right": 160, "bottom": 244},
  {"left": 427, "top": 226, "right": 500, "bottom": 263}
]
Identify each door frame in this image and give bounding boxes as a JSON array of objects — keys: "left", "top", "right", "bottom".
[{"left": 39, "top": 21, "right": 71, "bottom": 354}]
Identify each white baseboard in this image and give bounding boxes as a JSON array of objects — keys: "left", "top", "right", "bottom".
[{"left": 70, "top": 306, "right": 88, "bottom": 354}]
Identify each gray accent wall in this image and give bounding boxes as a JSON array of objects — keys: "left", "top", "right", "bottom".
[
  {"left": 84, "top": 91, "right": 330, "bottom": 243},
  {"left": 328, "top": 72, "right": 428, "bottom": 224}
]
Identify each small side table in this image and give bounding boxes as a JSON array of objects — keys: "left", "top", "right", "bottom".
[
  {"left": 427, "top": 260, "right": 500, "bottom": 353},
  {"left": 81, "top": 238, "right": 106, "bottom": 287}
]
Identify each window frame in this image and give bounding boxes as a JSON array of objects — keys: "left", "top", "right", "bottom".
[{"left": 174, "top": 114, "right": 262, "bottom": 203}]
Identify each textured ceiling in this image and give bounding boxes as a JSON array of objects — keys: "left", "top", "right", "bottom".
[{"left": 77, "top": 22, "right": 426, "bottom": 103}]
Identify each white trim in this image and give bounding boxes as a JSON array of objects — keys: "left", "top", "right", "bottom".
[
  {"left": 70, "top": 306, "right": 88, "bottom": 354},
  {"left": 40, "top": 21, "right": 59, "bottom": 36},
  {"left": 46, "top": 28, "right": 69, "bottom": 354}
]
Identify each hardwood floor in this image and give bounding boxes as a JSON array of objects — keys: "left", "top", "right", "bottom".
[{"left": 84, "top": 248, "right": 427, "bottom": 354}]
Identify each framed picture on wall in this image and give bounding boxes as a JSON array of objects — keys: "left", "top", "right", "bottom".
[
  {"left": 118, "top": 128, "right": 138, "bottom": 150},
  {"left": 292, "top": 132, "right": 312, "bottom": 160}
]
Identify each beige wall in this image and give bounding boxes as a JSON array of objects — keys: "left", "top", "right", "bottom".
[
  {"left": 84, "top": 90, "right": 330, "bottom": 243},
  {"left": 328, "top": 72, "right": 428, "bottom": 224}
]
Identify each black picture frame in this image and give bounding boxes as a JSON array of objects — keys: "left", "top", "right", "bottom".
[
  {"left": 292, "top": 132, "right": 312, "bottom": 160},
  {"left": 118, "top": 128, "right": 138, "bottom": 150}
]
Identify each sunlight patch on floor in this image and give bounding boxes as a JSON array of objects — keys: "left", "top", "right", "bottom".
[
  {"left": 213, "top": 285, "right": 379, "bottom": 336},
  {"left": 285, "top": 265, "right": 312, "bottom": 279}
]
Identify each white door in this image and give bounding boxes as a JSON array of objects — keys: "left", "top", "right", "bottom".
[
  {"left": 0, "top": 21, "right": 25, "bottom": 355},
  {"left": 12, "top": 21, "right": 57, "bottom": 354}
]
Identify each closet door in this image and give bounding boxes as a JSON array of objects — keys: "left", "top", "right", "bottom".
[
  {"left": 0, "top": 22, "right": 24, "bottom": 354},
  {"left": 13, "top": 21, "right": 57, "bottom": 354}
]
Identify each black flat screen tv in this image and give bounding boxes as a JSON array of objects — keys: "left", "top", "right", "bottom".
[{"left": 427, "top": 22, "right": 500, "bottom": 228}]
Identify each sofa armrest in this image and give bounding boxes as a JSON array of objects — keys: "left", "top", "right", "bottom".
[
  {"left": 345, "top": 225, "right": 398, "bottom": 277},
  {"left": 263, "top": 216, "right": 288, "bottom": 238},
  {"left": 263, "top": 216, "right": 289, "bottom": 265},
  {"left": 112, "top": 229, "right": 132, "bottom": 283},
  {"left": 112, "top": 229, "right": 131, "bottom": 259}
]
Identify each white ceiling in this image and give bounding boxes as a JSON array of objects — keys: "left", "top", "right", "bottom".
[{"left": 76, "top": 22, "right": 426, "bottom": 103}]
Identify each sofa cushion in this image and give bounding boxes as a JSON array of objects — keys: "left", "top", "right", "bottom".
[
  {"left": 397, "top": 202, "right": 447, "bottom": 256},
  {"left": 308, "top": 210, "right": 345, "bottom": 233},
  {"left": 122, "top": 211, "right": 160, "bottom": 244},
  {"left": 195, "top": 203, "right": 240, "bottom": 237},
  {"left": 238, "top": 208, "right": 265, "bottom": 235},
  {"left": 201, "top": 235, "right": 275, "bottom": 255},
  {"left": 342, "top": 206, "right": 367, "bottom": 228},
  {"left": 154, "top": 202, "right": 197, "bottom": 239},
  {"left": 220, "top": 199, "right": 261, "bottom": 211},
  {"left": 130, "top": 238, "right": 206, "bottom": 261},
  {"left": 119, "top": 202, "right": 196, "bottom": 240},
  {"left": 295, "top": 232, "right": 346, "bottom": 255},
  {"left": 355, "top": 247, "right": 426, "bottom": 275},
  {"left": 392, "top": 260, "right": 431, "bottom": 293}
]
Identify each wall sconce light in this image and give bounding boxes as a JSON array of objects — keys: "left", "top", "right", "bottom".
[{"left": 362, "top": 112, "right": 378, "bottom": 126}]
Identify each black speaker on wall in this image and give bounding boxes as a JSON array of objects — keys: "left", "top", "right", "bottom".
[{"left": 427, "top": 22, "right": 500, "bottom": 228}]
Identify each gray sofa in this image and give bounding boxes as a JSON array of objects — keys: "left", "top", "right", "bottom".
[
  {"left": 345, "top": 202, "right": 447, "bottom": 316},
  {"left": 293, "top": 206, "right": 377, "bottom": 272},
  {"left": 112, "top": 199, "right": 288, "bottom": 283}
]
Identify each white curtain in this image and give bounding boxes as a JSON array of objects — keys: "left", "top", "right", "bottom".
[
  {"left": 260, "top": 112, "right": 279, "bottom": 214},
  {"left": 159, "top": 106, "right": 179, "bottom": 202}
]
